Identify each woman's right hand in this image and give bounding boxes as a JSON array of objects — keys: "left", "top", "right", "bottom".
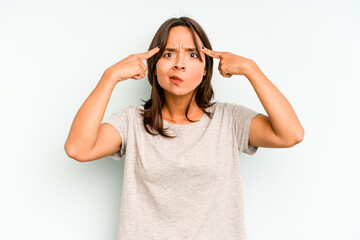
[{"left": 106, "top": 46, "right": 160, "bottom": 82}]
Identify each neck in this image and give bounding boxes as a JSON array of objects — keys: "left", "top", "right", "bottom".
[{"left": 161, "top": 91, "right": 203, "bottom": 122}]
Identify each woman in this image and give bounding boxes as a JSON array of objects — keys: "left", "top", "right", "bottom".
[{"left": 65, "top": 17, "right": 304, "bottom": 239}]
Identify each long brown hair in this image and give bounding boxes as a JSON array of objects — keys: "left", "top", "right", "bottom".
[{"left": 140, "top": 16, "right": 217, "bottom": 138}]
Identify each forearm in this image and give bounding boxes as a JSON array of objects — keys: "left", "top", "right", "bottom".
[
  {"left": 64, "top": 70, "right": 117, "bottom": 156},
  {"left": 245, "top": 61, "right": 304, "bottom": 142}
]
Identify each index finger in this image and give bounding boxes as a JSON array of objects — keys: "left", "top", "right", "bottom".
[
  {"left": 201, "top": 46, "right": 223, "bottom": 59},
  {"left": 138, "top": 46, "right": 160, "bottom": 60}
]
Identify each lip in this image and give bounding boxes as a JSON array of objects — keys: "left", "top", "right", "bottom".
[
  {"left": 170, "top": 78, "right": 183, "bottom": 85},
  {"left": 169, "top": 75, "right": 183, "bottom": 85},
  {"left": 169, "top": 75, "right": 183, "bottom": 81}
]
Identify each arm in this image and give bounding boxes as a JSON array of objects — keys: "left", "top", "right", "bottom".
[
  {"left": 64, "top": 71, "right": 121, "bottom": 161},
  {"left": 200, "top": 46, "right": 304, "bottom": 148},
  {"left": 245, "top": 61, "right": 304, "bottom": 147},
  {"left": 64, "top": 47, "right": 160, "bottom": 162}
]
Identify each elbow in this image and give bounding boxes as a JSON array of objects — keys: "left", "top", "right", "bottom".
[
  {"left": 289, "top": 128, "right": 305, "bottom": 147},
  {"left": 64, "top": 142, "right": 84, "bottom": 162},
  {"left": 297, "top": 127, "right": 305, "bottom": 143}
]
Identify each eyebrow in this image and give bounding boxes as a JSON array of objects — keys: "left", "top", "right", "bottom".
[{"left": 164, "top": 47, "right": 197, "bottom": 52}]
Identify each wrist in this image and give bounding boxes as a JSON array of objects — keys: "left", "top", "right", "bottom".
[
  {"left": 100, "top": 70, "right": 120, "bottom": 87},
  {"left": 103, "top": 69, "right": 124, "bottom": 84},
  {"left": 243, "top": 59, "right": 261, "bottom": 78}
]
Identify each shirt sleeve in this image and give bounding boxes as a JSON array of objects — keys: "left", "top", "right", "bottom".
[
  {"left": 229, "top": 103, "right": 262, "bottom": 155},
  {"left": 102, "top": 107, "right": 129, "bottom": 160}
]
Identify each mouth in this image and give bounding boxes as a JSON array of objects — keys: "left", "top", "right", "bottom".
[{"left": 169, "top": 75, "right": 183, "bottom": 85}]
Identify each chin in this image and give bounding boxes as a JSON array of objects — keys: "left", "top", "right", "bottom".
[{"left": 165, "top": 87, "right": 198, "bottom": 97}]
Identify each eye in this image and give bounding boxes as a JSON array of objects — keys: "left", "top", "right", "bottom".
[
  {"left": 164, "top": 52, "right": 173, "bottom": 57},
  {"left": 190, "top": 52, "right": 198, "bottom": 58}
]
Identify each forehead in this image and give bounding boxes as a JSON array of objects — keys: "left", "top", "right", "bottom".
[{"left": 165, "top": 26, "right": 203, "bottom": 47}]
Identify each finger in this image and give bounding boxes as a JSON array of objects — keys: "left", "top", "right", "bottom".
[
  {"left": 138, "top": 46, "right": 160, "bottom": 61},
  {"left": 218, "top": 63, "right": 231, "bottom": 78},
  {"left": 220, "top": 72, "right": 231, "bottom": 78},
  {"left": 218, "top": 64, "right": 226, "bottom": 77},
  {"left": 132, "top": 73, "right": 145, "bottom": 80},
  {"left": 138, "top": 60, "right": 147, "bottom": 72},
  {"left": 201, "top": 46, "right": 223, "bottom": 59},
  {"left": 222, "top": 68, "right": 233, "bottom": 78}
]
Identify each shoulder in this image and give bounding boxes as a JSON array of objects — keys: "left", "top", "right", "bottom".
[
  {"left": 126, "top": 105, "right": 143, "bottom": 117},
  {"left": 209, "top": 101, "right": 231, "bottom": 110},
  {"left": 110, "top": 105, "right": 141, "bottom": 118},
  {"left": 213, "top": 101, "right": 250, "bottom": 113}
]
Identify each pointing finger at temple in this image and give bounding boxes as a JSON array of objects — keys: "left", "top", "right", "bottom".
[
  {"left": 138, "top": 46, "right": 160, "bottom": 61},
  {"left": 201, "top": 46, "right": 223, "bottom": 59}
]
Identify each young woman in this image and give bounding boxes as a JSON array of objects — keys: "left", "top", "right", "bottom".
[{"left": 65, "top": 17, "right": 304, "bottom": 239}]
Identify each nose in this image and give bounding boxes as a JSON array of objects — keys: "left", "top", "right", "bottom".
[{"left": 173, "top": 54, "right": 186, "bottom": 70}]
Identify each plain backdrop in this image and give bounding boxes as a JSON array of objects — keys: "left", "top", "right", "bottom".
[{"left": 1, "top": 0, "right": 359, "bottom": 239}]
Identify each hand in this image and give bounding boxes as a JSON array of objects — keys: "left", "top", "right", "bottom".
[
  {"left": 106, "top": 47, "right": 160, "bottom": 82},
  {"left": 201, "top": 46, "right": 255, "bottom": 78}
]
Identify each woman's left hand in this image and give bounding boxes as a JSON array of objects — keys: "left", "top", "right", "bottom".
[{"left": 201, "top": 46, "right": 255, "bottom": 78}]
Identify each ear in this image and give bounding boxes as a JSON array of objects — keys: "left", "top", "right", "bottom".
[{"left": 203, "top": 70, "right": 207, "bottom": 76}]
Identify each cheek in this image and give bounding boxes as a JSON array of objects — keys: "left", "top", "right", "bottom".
[
  {"left": 189, "top": 62, "right": 206, "bottom": 77},
  {"left": 156, "top": 60, "right": 171, "bottom": 75},
  {"left": 155, "top": 61, "right": 171, "bottom": 88}
]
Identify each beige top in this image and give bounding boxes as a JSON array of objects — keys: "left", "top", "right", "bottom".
[{"left": 104, "top": 101, "right": 261, "bottom": 240}]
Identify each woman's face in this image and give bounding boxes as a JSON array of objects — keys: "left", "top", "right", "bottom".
[{"left": 155, "top": 26, "right": 207, "bottom": 98}]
